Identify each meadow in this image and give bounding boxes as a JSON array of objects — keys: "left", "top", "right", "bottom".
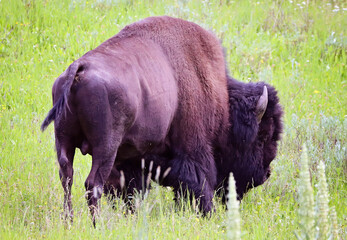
[{"left": 0, "top": 0, "right": 346, "bottom": 239}]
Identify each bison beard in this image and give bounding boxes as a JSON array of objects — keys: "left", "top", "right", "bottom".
[{"left": 41, "top": 16, "right": 283, "bottom": 224}]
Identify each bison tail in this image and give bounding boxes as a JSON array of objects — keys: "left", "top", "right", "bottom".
[
  {"left": 40, "top": 97, "right": 64, "bottom": 131},
  {"left": 41, "top": 61, "right": 81, "bottom": 132}
]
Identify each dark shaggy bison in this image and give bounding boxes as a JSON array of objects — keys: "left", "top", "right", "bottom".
[{"left": 41, "top": 16, "right": 283, "bottom": 223}]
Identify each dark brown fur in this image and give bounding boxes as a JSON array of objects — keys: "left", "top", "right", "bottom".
[{"left": 42, "top": 16, "right": 230, "bottom": 222}]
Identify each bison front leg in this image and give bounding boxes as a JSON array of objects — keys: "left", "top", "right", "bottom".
[
  {"left": 175, "top": 166, "right": 215, "bottom": 214},
  {"left": 56, "top": 143, "right": 76, "bottom": 223},
  {"left": 160, "top": 150, "right": 217, "bottom": 215}
]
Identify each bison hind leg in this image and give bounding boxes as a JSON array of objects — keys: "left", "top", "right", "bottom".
[{"left": 56, "top": 140, "right": 76, "bottom": 223}]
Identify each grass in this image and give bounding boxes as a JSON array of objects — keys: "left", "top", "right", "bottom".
[{"left": 0, "top": 0, "right": 346, "bottom": 239}]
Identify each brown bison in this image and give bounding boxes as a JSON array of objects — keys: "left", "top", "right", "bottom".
[{"left": 41, "top": 16, "right": 283, "bottom": 223}]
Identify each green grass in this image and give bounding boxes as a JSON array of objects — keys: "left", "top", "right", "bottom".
[{"left": 0, "top": 0, "right": 346, "bottom": 239}]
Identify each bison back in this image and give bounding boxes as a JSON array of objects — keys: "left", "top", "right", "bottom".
[{"left": 99, "top": 16, "right": 230, "bottom": 154}]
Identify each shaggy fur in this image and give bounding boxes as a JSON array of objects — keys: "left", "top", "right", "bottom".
[{"left": 215, "top": 77, "right": 283, "bottom": 201}]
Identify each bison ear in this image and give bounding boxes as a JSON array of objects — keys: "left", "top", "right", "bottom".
[{"left": 255, "top": 86, "right": 268, "bottom": 124}]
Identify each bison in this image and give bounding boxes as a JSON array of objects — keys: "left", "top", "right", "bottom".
[{"left": 41, "top": 16, "right": 283, "bottom": 223}]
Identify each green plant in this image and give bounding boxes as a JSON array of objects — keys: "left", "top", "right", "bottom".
[{"left": 0, "top": 0, "right": 345, "bottom": 239}]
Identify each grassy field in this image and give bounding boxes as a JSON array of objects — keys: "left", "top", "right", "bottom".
[{"left": 0, "top": 0, "right": 346, "bottom": 239}]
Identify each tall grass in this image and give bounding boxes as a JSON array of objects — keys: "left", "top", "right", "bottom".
[
  {"left": 0, "top": 0, "right": 346, "bottom": 239},
  {"left": 296, "top": 145, "right": 315, "bottom": 240},
  {"left": 226, "top": 173, "right": 241, "bottom": 240}
]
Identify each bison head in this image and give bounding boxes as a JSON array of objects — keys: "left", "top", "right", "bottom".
[{"left": 217, "top": 77, "right": 283, "bottom": 201}]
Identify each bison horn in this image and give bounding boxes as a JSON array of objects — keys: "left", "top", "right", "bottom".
[{"left": 256, "top": 86, "right": 268, "bottom": 124}]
